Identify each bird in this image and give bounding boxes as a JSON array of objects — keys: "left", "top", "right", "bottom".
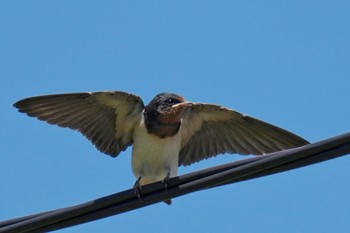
[{"left": 14, "top": 91, "right": 309, "bottom": 204}]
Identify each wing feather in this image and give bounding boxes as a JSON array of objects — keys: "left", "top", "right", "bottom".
[
  {"left": 178, "top": 103, "right": 309, "bottom": 166},
  {"left": 14, "top": 91, "right": 144, "bottom": 157}
]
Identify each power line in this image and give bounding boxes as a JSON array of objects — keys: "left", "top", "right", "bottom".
[{"left": 1, "top": 132, "right": 350, "bottom": 233}]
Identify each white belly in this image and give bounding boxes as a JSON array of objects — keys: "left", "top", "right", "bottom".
[{"left": 131, "top": 116, "right": 181, "bottom": 185}]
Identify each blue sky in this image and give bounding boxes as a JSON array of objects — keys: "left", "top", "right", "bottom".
[{"left": 1, "top": 1, "right": 350, "bottom": 232}]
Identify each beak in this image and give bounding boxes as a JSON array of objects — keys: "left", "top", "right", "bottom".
[{"left": 172, "top": 101, "right": 193, "bottom": 109}]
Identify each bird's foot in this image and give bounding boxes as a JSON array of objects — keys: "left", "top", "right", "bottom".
[
  {"left": 162, "top": 172, "right": 171, "bottom": 190},
  {"left": 133, "top": 177, "right": 143, "bottom": 202},
  {"left": 162, "top": 173, "right": 172, "bottom": 205}
]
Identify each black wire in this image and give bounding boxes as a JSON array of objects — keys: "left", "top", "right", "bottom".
[{"left": 1, "top": 132, "right": 350, "bottom": 233}]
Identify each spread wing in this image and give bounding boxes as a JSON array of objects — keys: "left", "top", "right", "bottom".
[
  {"left": 13, "top": 91, "right": 144, "bottom": 157},
  {"left": 177, "top": 103, "right": 309, "bottom": 166}
]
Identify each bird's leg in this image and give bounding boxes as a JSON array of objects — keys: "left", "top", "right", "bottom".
[
  {"left": 162, "top": 172, "right": 172, "bottom": 205},
  {"left": 162, "top": 172, "right": 171, "bottom": 190},
  {"left": 133, "top": 176, "right": 142, "bottom": 202}
]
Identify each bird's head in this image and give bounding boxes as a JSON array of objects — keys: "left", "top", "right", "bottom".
[
  {"left": 147, "top": 93, "right": 185, "bottom": 114},
  {"left": 144, "top": 93, "right": 186, "bottom": 137}
]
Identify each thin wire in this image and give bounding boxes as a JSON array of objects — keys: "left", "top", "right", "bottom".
[{"left": 1, "top": 132, "right": 350, "bottom": 233}]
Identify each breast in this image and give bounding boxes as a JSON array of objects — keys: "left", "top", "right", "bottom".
[
  {"left": 143, "top": 101, "right": 185, "bottom": 138},
  {"left": 131, "top": 115, "right": 182, "bottom": 185}
]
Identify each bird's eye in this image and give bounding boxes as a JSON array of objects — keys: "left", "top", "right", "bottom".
[
  {"left": 166, "top": 98, "right": 180, "bottom": 104},
  {"left": 166, "top": 98, "right": 174, "bottom": 104}
]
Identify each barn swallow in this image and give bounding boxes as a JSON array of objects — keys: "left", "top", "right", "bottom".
[{"left": 14, "top": 91, "right": 309, "bottom": 204}]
